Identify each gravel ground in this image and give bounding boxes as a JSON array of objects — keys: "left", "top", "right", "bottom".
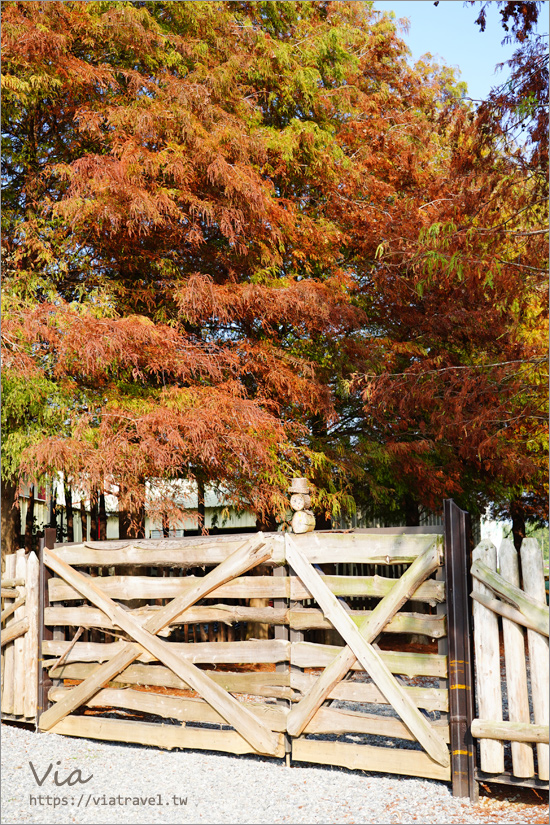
[{"left": 2, "top": 722, "right": 547, "bottom": 825}]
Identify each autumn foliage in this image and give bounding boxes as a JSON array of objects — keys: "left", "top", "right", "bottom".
[{"left": 1, "top": 1, "right": 547, "bottom": 551}]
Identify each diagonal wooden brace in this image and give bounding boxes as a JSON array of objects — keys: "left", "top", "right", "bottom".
[
  {"left": 287, "top": 540, "right": 443, "bottom": 738},
  {"left": 38, "top": 537, "right": 281, "bottom": 756},
  {"left": 471, "top": 558, "right": 549, "bottom": 637},
  {"left": 285, "top": 535, "right": 449, "bottom": 768}
]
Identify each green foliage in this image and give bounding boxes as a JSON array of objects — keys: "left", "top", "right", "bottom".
[
  {"left": 1, "top": 371, "right": 70, "bottom": 481},
  {"left": 1, "top": 0, "right": 546, "bottom": 534}
]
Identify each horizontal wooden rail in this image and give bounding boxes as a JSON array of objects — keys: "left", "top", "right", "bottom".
[
  {"left": 1, "top": 578, "right": 25, "bottom": 589},
  {"left": 43, "top": 604, "right": 446, "bottom": 637},
  {"left": 292, "top": 738, "right": 451, "bottom": 782},
  {"left": 471, "top": 719, "right": 549, "bottom": 744},
  {"left": 1, "top": 588, "right": 19, "bottom": 599},
  {"left": 42, "top": 639, "right": 447, "bottom": 677},
  {"left": 51, "top": 715, "right": 286, "bottom": 758},
  {"left": 44, "top": 638, "right": 290, "bottom": 665},
  {"left": 48, "top": 574, "right": 444, "bottom": 604},
  {"left": 49, "top": 662, "right": 296, "bottom": 701},
  {"left": 51, "top": 532, "right": 437, "bottom": 568},
  {"left": 291, "top": 670, "right": 448, "bottom": 712}
]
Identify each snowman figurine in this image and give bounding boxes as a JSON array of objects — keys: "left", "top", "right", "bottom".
[{"left": 288, "top": 478, "right": 316, "bottom": 534}]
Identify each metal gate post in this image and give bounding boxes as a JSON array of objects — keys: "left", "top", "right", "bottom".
[
  {"left": 37, "top": 527, "right": 57, "bottom": 728},
  {"left": 444, "top": 499, "right": 478, "bottom": 800}
]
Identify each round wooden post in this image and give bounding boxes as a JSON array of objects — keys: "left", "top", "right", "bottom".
[{"left": 444, "top": 499, "right": 478, "bottom": 800}]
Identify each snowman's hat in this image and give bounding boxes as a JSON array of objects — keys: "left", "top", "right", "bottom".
[{"left": 288, "top": 477, "right": 309, "bottom": 494}]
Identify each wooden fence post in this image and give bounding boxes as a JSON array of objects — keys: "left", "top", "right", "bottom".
[
  {"left": 37, "top": 527, "right": 57, "bottom": 727},
  {"left": 273, "top": 560, "right": 291, "bottom": 765},
  {"left": 444, "top": 499, "right": 478, "bottom": 800}
]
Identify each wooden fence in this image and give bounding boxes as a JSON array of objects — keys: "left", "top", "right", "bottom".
[
  {"left": 471, "top": 537, "right": 549, "bottom": 789},
  {"left": 1, "top": 549, "right": 40, "bottom": 722},
  {"left": 34, "top": 528, "right": 453, "bottom": 782},
  {"left": 4, "top": 507, "right": 547, "bottom": 799}
]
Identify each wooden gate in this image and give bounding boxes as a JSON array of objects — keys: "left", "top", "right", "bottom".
[
  {"left": 284, "top": 531, "right": 451, "bottom": 780},
  {"left": 35, "top": 527, "right": 453, "bottom": 782},
  {"left": 471, "top": 536, "right": 549, "bottom": 790},
  {"left": 38, "top": 533, "right": 286, "bottom": 757},
  {"left": 1, "top": 549, "right": 40, "bottom": 722}
]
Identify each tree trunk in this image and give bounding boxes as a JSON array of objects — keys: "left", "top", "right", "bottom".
[
  {"left": 510, "top": 497, "right": 526, "bottom": 551},
  {"left": 48, "top": 481, "right": 57, "bottom": 529},
  {"left": 1, "top": 476, "right": 20, "bottom": 567},
  {"left": 197, "top": 475, "right": 206, "bottom": 534},
  {"left": 25, "top": 484, "right": 35, "bottom": 552},
  {"left": 78, "top": 499, "right": 86, "bottom": 542},
  {"left": 255, "top": 511, "right": 278, "bottom": 532},
  {"left": 65, "top": 485, "right": 74, "bottom": 543},
  {"left": 119, "top": 507, "right": 130, "bottom": 540},
  {"left": 99, "top": 491, "right": 107, "bottom": 541},
  {"left": 58, "top": 497, "right": 64, "bottom": 543},
  {"left": 403, "top": 493, "right": 420, "bottom": 526},
  {"left": 90, "top": 492, "right": 99, "bottom": 542},
  {"left": 119, "top": 481, "right": 146, "bottom": 539},
  {"left": 316, "top": 510, "right": 332, "bottom": 530}
]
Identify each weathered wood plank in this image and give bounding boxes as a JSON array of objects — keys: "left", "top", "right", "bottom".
[
  {"left": 43, "top": 604, "right": 446, "bottom": 638},
  {"left": 24, "top": 552, "right": 40, "bottom": 719},
  {"left": 48, "top": 686, "right": 288, "bottom": 731},
  {"left": 43, "top": 638, "right": 290, "bottom": 665},
  {"left": 471, "top": 559, "right": 549, "bottom": 637},
  {"left": 292, "top": 737, "right": 451, "bottom": 782},
  {"left": 304, "top": 705, "right": 450, "bottom": 742},
  {"left": 44, "top": 604, "right": 285, "bottom": 629},
  {"left": 48, "top": 574, "right": 443, "bottom": 604},
  {"left": 290, "top": 532, "right": 439, "bottom": 565},
  {"left": 57, "top": 535, "right": 276, "bottom": 552},
  {"left": 1, "top": 578, "right": 26, "bottom": 589},
  {"left": 292, "top": 643, "right": 447, "bottom": 677},
  {"left": 1, "top": 588, "right": 19, "bottom": 599},
  {"left": 290, "top": 610, "right": 446, "bottom": 637},
  {"left": 49, "top": 575, "right": 289, "bottom": 601},
  {"left": 53, "top": 535, "right": 285, "bottom": 567},
  {"left": 471, "top": 719, "right": 549, "bottom": 744},
  {"left": 291, "top": 669, "right": 448, "bottom": 711},
  {"left": 12, "top": 551, "right": 27, "bottom": 716},
  {"left": 471, "top": 591, "right": 548, "bottom": 636},
  {"left": 1, "top": 555, "right": 16, "bottom": 713},
  {"left": 1, "top": 596, "right": 26, "bottom": 625},
  {"left": 285, "top": 537, "right": 449, "bottom": 768},
  {"left": 51, "top": 714, "right": 286, "bottom": 758},
  {"left": 499, "top": 540, "right": 534, "bottom": 778},
  {"left": 520, "top": 538, "right": 549, "bottom": 781},
  {"left": 0, "top": 617, "right": 29, "bottom": 647},
  {"left": 49, "top": 662, "right": 294, "bottom": 700},
  {"left": 286, "top": 540, "right": 443, "bottom": 734},
  {"left": 39, "top": 540, "right": 281, "bottom": 756},
  {"left": 52, "top": 532, "right": 436, "bottom": 568},
  {"left": 472, "top": 541, "right": 504, "bottom": 773}
]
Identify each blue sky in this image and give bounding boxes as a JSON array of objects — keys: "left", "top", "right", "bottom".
[{"left": 372, "top": 1, "right": 546, "bottom": 102}]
